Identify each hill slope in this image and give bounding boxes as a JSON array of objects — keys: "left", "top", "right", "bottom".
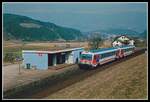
[
  {"left": 3, "top": 14, "right": 83, "bottom": 41},
  {"left": 46, "top": 53, "right": 147, "bottom": 99},
  {"left": 139, "top": 30, "right": 147, "bottom": 39},
  {"left": 83, "top": 28, "right": 147, "bottom": 40}
]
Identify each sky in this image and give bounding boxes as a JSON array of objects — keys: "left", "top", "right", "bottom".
[{"left": 3, "top": 2, "right": 147, "bottom": 32}]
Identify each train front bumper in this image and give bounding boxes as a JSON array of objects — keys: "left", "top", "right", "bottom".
[{"left": 78, "top": 63, "right": 94, "bottom": 69}]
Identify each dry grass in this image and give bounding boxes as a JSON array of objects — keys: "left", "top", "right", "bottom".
[
  {"left": 3, "top": 41, "right": 87, "bottom": 62},
  {"left": 101, "top": 40, "right": 112, "bottom": 48},
  {"left": 3, "top": 41, "right": 88, "bottom": 64},
  {"left": 3, "top": 40, "right": 112, "bottom": 52},
  {"left": 46, "top": 53, "right": 147, "bottom": 99},
  {"left": 3, "top": 41, "right": 88, "bottom": 52},
  {"left": 3, "top": 41, "right": 87, "bottom": 47}
]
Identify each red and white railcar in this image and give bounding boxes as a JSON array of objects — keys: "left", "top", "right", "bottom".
[{"left": 78, "top": 45, "right": 135, "bottom": 68}]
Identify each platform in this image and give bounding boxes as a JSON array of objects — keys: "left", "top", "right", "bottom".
[{"left": 3, "top": 63, "right": 75, "bottom": 93}]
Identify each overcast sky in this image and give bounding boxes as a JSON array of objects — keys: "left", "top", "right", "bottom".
[{"left": 3, "top": 2, "right": 147, "bottom": 32}]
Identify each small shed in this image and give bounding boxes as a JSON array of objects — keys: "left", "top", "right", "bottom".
[{"left": 22, "top": 47, "right": 84, "bottom": 70}]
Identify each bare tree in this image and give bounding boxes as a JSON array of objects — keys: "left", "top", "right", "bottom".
[{"left": 88, "top": 33, "right": 103, "bottom": 50}]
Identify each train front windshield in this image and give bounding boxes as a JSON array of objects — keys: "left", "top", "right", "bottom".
[{"left": 80, "top": 54, "right": 92, "bottom": 60}]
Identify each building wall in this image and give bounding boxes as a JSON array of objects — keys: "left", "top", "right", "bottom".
[
  {"left": 22, "top": 48, "right": 84, "bottom": 70},
  {"left": 67, "top": 49, "right": 83, "bottom": 64},
  {"left": 129, "top": 40, "right": 135, "bottom": 45},
  {"left": 23, "top": 52, "right": 48, "bottom": 70},
  {"left": 65, "top": 51, "right": 72, "bottom": 64},
  {"left": 118, "top": 36, "right": 129, "bottom": 41},
  {"left": 112, "top": 41, "right": 123, "bottom": 47},
  {"left": 72, "top": 49, "right": 83, "bottom": 63},
  {"left": 68, "top": 51, "right": 74, "bottom": 64}
]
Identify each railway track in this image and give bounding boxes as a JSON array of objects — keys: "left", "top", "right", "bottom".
[{"left": 5, "top": 48, "right": 147, "bottom": 99}]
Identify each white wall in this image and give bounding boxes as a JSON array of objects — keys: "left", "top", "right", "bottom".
[
  {"left": 67, "top": 49, "right": 83, "bottom": 64},
  {"left": 23, "top": 52, "right": 48, "bottom": 70},
  {"left": 112, "top": 41, "right": 122, "bottom": 47}
]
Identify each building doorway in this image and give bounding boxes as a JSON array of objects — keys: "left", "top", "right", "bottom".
[
  {"left": 56, "top": 53, "right": 66, "bottom": 64},
  {"left": 48, "top": 54, "right": 54, "bottom": 66}
]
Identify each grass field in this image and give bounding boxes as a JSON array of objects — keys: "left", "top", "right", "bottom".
[
  {"left": 46, "top": 53, "right": 147, "bottom": 99},
  {"left": 3, "top": 41, "right": 88, "bottom": 53},
  {"left": 3, "top": 41, "right": 88, "bottom": 64}
]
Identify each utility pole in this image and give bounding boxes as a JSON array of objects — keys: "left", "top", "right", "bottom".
[
  {"left": 19, "top": 60, "right": 21, "bottom": 74},
  {"left": 18, "top": 42, "right": 25, "bottom": 75},
  {"left": 16, "top": 57, "right": 23, "bottom": 75}
]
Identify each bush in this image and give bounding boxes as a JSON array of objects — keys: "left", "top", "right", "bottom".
[
  {"left": 4, "top": 53, "right": 15, "bottom": 63},
  {"left": 4, "top": 52, "right": 22, "bottom": 63}
]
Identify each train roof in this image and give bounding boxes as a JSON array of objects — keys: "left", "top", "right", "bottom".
[
  {"left": 89, "top": 47, "right": 117, "bottom": 53},
  {"left": 88, "top": 45, "right": 135, "bottom": 54},
  {"left": 22, "top": 47, "right": 84, "bottom": 54},
  {"left": 118, "top": 45, "right": 135, "bottom": 49}
]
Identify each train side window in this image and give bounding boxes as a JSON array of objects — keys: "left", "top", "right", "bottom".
[
  {"left": 105, "top": 53, "right": 108, "bottom": 57},
  {"left": 101, "top": 54, "right": 104, "bottom": 58},
  {"left": 111, "top": 52, "right": 113, "bottom": 56},
  {"left": 106, "top": 53, "right": 108, "bottom": 57},
  {"left": 108, "top": 53, "right": 110, "bottom": 57},
  {"left": 110, "top": 52, "right": 112, "bottom": 56},
  {"left": 107, "top": 53, "right": 110, "bottom": 57},
  {"left": 101, "top": 54, "right": 105, "bottom": 58}
]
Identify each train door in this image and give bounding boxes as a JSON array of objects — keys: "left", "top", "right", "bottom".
[
  {"left": 121, "top": 49, "right": 124, "bottom": 57},
  {"left": 116, "top": 49, "right": 124, "bottom": 59},
  {"left": 116, "top": 50, "right": 120, "bottom": 59},
  {"left": 93, "top": 54, "right": 100, "bottom": 66}
]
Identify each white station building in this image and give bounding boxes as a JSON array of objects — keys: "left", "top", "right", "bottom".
[{"left": 22, "top": 47, "right": 84, "bottom": 70}]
